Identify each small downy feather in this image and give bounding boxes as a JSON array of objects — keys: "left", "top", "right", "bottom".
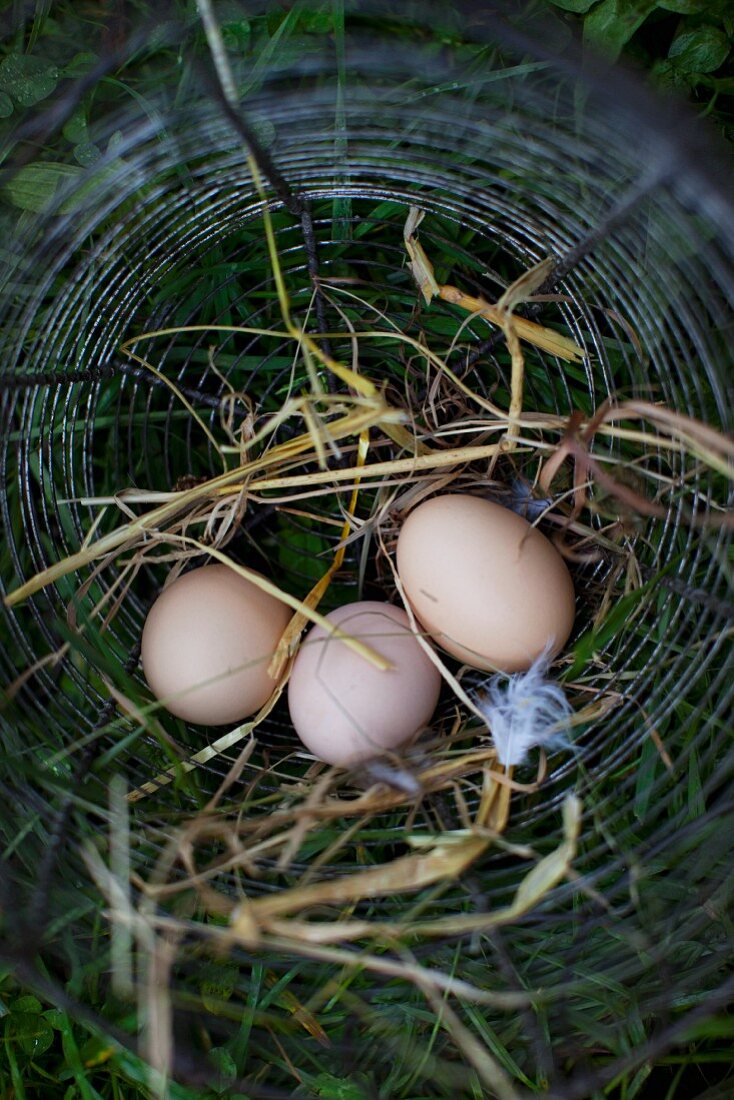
[{"left": 476, "top": 652, "right": 572, "bottom": 767}]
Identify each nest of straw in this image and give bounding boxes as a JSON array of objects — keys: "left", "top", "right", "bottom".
[{"left": 5, "top": 148, "right": 734, "bottom": 1080}]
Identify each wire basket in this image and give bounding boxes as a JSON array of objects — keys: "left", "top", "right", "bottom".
[{"left": 1, "top": 3, "right": 732, "bottom": 1097}]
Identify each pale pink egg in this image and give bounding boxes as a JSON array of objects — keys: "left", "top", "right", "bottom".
[{"left": 288, "top": 601, "right": 441, "bottom": 766}]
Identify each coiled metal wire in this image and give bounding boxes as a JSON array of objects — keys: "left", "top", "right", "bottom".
[{"left": 0, "top": 3, "right": 732, "bottom": 1091}]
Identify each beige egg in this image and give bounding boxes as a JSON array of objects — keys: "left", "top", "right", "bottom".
[
  {"left": 287, "top": 601, "right": 442, "bottom": 766},
  {"left": 396, "top": 494, "right": 575, "bottom": 672},
  {"left": 141, "top": 564, "right": 290, "bottom": 725}
]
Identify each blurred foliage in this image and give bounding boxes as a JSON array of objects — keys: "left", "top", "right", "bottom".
[
  {"left": 550, "top": 0, "right": 734, "bottom": 135},
  {"left": 0, "top": 2, "right": 733, "bottom": 1099}
]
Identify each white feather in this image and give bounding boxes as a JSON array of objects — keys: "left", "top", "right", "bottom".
[{"left": 475, "top": 652, "right": 572, "bottom": 767}]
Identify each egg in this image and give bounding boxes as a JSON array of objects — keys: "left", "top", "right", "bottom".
[
  {"left": 396, "top": 494, "right": 575, "bottom": 672},
  {"left": 141, "top": 564, "right": 291, "bottom": 725},
  {"left": 287, "top": 601, "right": 442, "bottom": 766}
]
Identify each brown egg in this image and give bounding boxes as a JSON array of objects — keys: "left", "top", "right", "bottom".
[
  {"left": 396, "top": 494, "right": 575, "bottom": 672},
  {"left": 141, "top": 564, "right": 290, "bottom": 725},
  {"left": 287, "top": 601, "right": 442, "bottom": 766}
]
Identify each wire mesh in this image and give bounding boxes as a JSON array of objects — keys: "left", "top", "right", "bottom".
[{"left": 0, "top": 2, "right": 732, "bottom": 1095}]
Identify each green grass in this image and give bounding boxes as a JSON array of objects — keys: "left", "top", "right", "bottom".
[{"left": 1, "top": 1, "right": 733, "bottom": 1099}]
